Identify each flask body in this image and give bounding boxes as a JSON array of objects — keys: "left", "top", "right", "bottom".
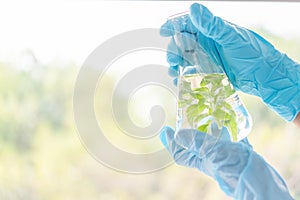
[
  {"left": 176, "top": 69, "right": 252, "bottom": 142},
  {"left": 169, "top": 12, "right": 252, "bottom": 143}
]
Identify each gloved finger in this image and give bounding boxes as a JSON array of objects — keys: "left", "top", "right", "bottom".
[
  {"left": 160, "top": 126, "right": 201, "bottom": 167},
  {"left": 166, "top": 38, "right": 183, "bottom": 66},
  {"left": 160, "top": 20, "right": 175, "bottom": 37},
  {"left": 239, "top": 137, "right": 253, "bottom": 150},
  {"left": 195, "top": 31, "right": 224, "bottom": 68},
  {"left": 173, "top": 78, "right": 178, "bottom": 86},
  {"left": 168, "top": 66, "right": 178, "bottom": 89},
  {"left": 219, "top": 127, "right": 252, "bottom": 149},
  {"left": 176, "top": 31, "right": 198, "bottom": 51},
  {"left": 159, "top": 126, "right": 175, "bottom": 150},
  {"left": 189, "top": 3, "right": 240, "bottom": 46},
  {"left": 182, "top": 67, "right": 197, "bottom": 75},
  {"left": 169, "top": 12, "right": 198, "bottom": 34},
  {"left": 175, "top": 126, "right": 253, "bottom": 152},
  {"left": 168, "top": 65, "right": 179, "bottom": 77},
  {"left": 175, "top": 129, "right": 218, "bottom": 155},
  {"left": 167, "top": 37, "right": 196, "bottom": 68}
]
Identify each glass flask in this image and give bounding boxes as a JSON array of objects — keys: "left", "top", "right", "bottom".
[{"left": 168, "top": 12, "right": 252, "bottom": 149}]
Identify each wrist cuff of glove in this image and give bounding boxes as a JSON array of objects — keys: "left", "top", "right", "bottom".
[
  {"left": 234, "top": 151, "right": 293, "bottom": 200},
  {"left": 262, "top": 58, "right": 300, "bottom": 122}
]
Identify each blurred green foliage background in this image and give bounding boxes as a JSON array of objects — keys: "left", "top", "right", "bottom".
[{"left": 0, "top": 29, "right": 300, "bottom": 200}]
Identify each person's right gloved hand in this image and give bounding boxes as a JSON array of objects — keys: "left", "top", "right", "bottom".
[
  {"left": 160, "top": 3, "right": 300, "bottom": 122},
  {"left": 160, "top": 126, "right": 294, "bottom": 200}
]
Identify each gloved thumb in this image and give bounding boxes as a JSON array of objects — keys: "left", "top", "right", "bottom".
[
  {"left": 175, "top": 129, "right": 223, "bottom": 160},
  {"left": 189, "top": 3, "right": 236, "bottom": 45},
  {"left": 159, "top": 126, "right": 175, "bottom": 150}
]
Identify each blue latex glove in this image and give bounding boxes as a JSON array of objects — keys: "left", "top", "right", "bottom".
[
  {"left": 160, "top": 126, "right": 294, "bottom": 199},
  {"left": 160, "top": 3, "right": 300, "bottom": 122}
]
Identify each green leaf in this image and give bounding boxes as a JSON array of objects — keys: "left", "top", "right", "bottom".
[
  {"left": 223, "top": 102, "right": 236, "bottom": 116},
  {"left": 186, "top": 104, "right": 208, "bottom": 126},
  {"left": 201, "top": 73, "right": 224, "bottom": 84},
  {"left": 212, "top": 108, "right": 227, "bottom": 120},
  {"left": 190, "top": 93, "right": 204, "bottom": 102},
  {"left": 212, "top": 84, "right": 224, "bottom": 96},
  {"left": 186, "top": 104, "right": 199, "bottom": 125},
  {"left": 182, "top": 93, "right": 192, "bottom": 99},
  {"left": 197, "top": 95, "right": 206, "bottom": 105},
  {"left": 194, "top": 113, "right": 209, "bottom": 123},
  {"left": 197, "top": 123, "right": 209, "bottom": 133},
  {"left": 224, "top": 118, "right": 238, "bottom": 142},
  {"left": 224, "top": 84, "right": 235, "bottom": 98},
  {"left": 224, "top": 102, "right": 232, "bottom": 110},
  {"left": 193, "top": 87, "right": 210, "bottom": 98},
  {"left": 198, "top": 104, "right": 207, "bottom": 113},
  {"left": 186, "top": 104, "right": 198, "bottom": 114},
  {"left": 208, "top": 107, "right": 213, "bottom": 115}
]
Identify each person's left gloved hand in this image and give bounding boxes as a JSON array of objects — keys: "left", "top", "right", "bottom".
[
  {"left": 160, "top": 126, "right": 294, "bottom": 199},
  {"left": 160, "top": 3, "right": 300, "bottom": 122}
]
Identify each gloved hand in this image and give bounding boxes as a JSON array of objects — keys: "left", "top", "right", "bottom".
[
  {"left": 160, "top": 126, "right": 294, "bottom": 199},
  {"left": 160, "top": 3, "right": 300, "bottom": 122}
]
